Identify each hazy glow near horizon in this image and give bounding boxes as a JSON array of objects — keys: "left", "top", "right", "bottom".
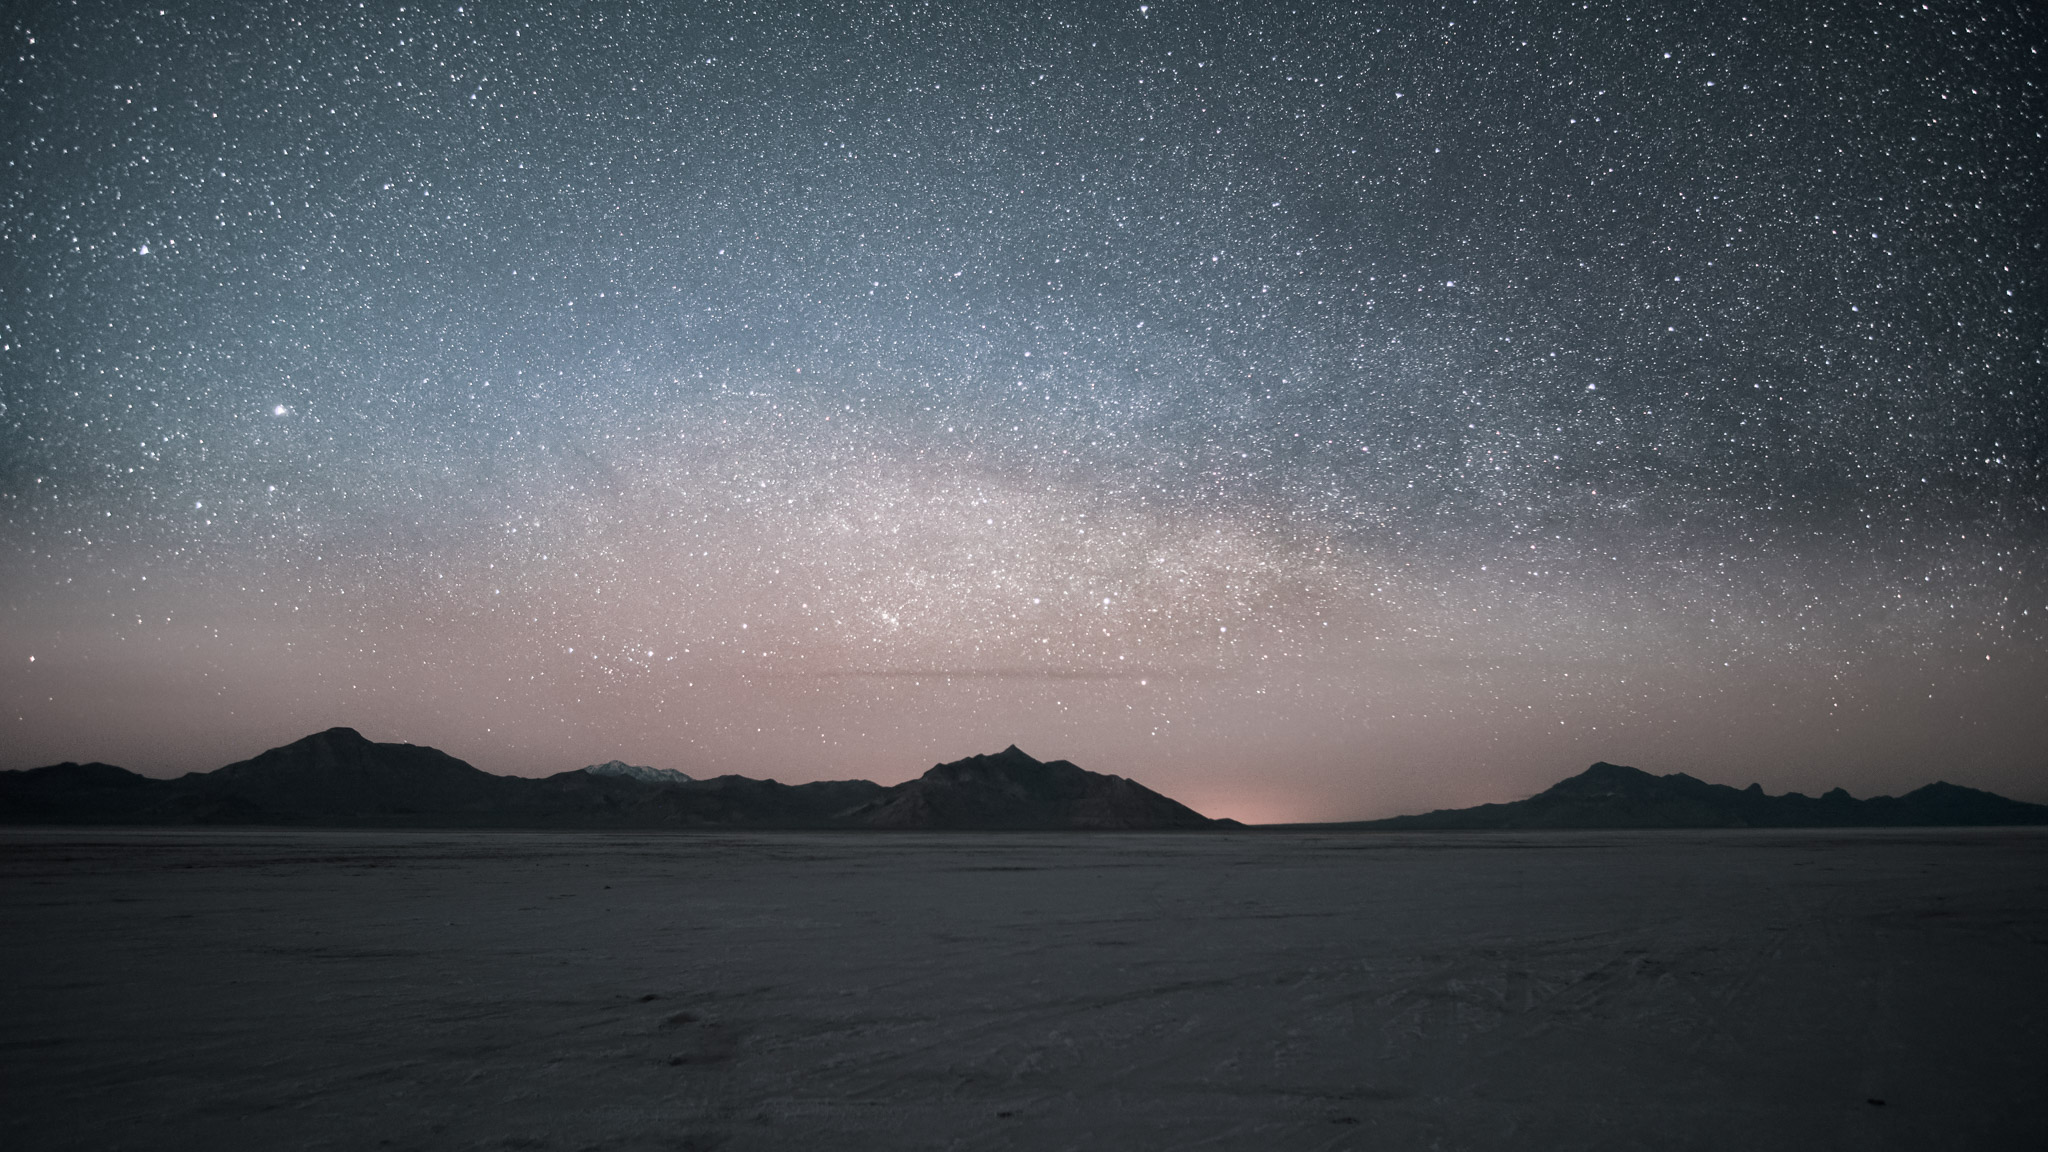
[{"left": 3, "top": 2, "right": 2043, "bottom": 821}]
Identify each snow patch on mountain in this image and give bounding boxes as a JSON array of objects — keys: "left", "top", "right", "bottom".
[{"left": 583, "top": 760, "right": 694, "bottom": 785}]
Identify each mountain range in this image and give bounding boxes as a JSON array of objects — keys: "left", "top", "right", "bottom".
[
  {"left": 4, "top": 735, "right": 2042, "bottom": 830},
  {"left": 0, "top": 729, "right": 1225, "bottom": 830},
  {"left": 1295, "top": 761, "right": 2048, "bottom": 830}
]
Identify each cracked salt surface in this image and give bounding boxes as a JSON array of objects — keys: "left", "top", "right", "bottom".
[{"left": 2, "top": 827, "right": 2043, "bottom": 1150}]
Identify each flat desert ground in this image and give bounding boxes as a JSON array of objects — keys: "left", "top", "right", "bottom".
[{"left": 3, "top": 827, "right": 2044, "bottom": 1150}]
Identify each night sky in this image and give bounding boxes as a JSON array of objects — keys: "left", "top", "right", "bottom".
[{"left": 3, "top": 1, "right": 2043, "bottom": 821}]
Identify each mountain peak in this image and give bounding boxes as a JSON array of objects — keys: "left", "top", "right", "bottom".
[
  {"left": 850, "top": 747, "right": 1219, "bottom": 830},
  {"left": 197, "top": 728, "right": 499, "bottom": 822},
  {"left": 310, "top": 726, "right": 369, "bottom": 744},
  {"left": 919, "top": 746, "right": 1057, "bottom": 784}
]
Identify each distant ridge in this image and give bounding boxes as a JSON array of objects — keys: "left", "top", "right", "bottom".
[
  {"left": 1297, "top": 762, "right": 2048, "bottom": 830},
  {"left": 0, "top": 730, "right": 1225, "bottom": 830}
]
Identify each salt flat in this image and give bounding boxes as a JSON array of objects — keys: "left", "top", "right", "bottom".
[{"left": 3, "top": 827, "right": 2043, "bottom": 1151}]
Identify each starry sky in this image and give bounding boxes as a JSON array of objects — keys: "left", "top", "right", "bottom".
[{"left": 3, "top": 0, "right": 2044, "bottom": 821}]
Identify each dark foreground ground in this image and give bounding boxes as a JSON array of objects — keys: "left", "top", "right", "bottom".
[{"left": 2, "top": 828, "right": 2043, "bottom": 1151}]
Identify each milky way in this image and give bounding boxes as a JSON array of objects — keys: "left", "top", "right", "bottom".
[{"left": 3, "top": 1, "right": 2043, "bottom": 819}]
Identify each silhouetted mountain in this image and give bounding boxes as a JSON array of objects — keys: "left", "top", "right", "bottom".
[
  {"left": 176, "top": 727, "right": 512, "bottom": 823},
  {"left": 842, "top": 745, "right": 1230, "bottom": 830},
  {"left": 531, "top": 768, "right": 888, "bottom": 829},
  {"left": 1311, "top": 762, "right": 2048, "bottom": 830},
  {"left": 0, "top": 761, "right": 168, "bottom": 823},
  {"left": 0, "top": 731, "right": 1217, "bottom": 830}
]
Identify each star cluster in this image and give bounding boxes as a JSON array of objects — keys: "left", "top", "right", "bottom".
[{"left": 3, "top": 1, "right": 2043, "bottom": 819}]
